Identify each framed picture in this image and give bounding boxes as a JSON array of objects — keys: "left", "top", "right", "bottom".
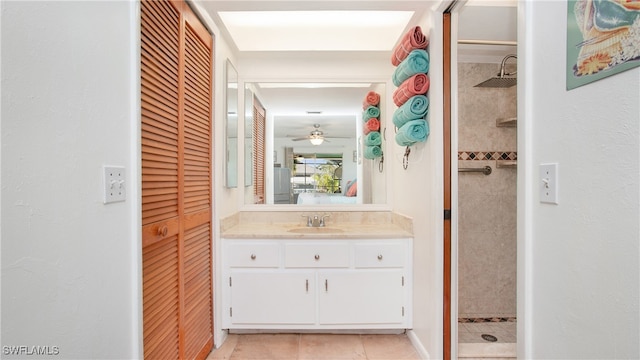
[{"left": 566, "top": 0, "right": 640, "bottom": 90}]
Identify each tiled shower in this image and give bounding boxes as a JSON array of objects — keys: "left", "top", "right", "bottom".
[{"left": 457, "top": 62, "right": 517, "bottom": 355}]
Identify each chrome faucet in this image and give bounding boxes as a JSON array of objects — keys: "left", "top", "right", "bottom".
[
  {"left": 319, "top": 214, "right": 330, "bottom": 227},
  {"left": 302, "top": 214, "right": 330, "bottom": 227},
  {"left": 302, "top": 214, "right": 314, "bottom": 227}
]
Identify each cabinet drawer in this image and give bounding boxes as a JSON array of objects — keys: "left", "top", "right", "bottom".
[
  {"left": 285, "top": 243, "right": 349, "bottom": 268},
  {"left": 228, "top": 242, "right": 280, "bottom": 268},
  {"left": 354, "top": 243, "right": 406, "bottom": 268}
]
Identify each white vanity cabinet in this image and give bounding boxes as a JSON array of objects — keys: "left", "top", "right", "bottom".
[{"left": 221, "top": 238, "right": 412, "bottom": 330}]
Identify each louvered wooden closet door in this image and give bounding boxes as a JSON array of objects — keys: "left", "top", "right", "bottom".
[{"left": 141, "top": 0, "right": 213, "bottom": 359}]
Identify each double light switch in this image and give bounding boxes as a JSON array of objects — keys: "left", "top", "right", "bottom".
[{"left": 104, "top": 166, "right": 126, "bottom": 204}]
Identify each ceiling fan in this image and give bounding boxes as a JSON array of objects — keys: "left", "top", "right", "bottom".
[{"left": 288, "top": 124, "right": 347, "bottom": 145}]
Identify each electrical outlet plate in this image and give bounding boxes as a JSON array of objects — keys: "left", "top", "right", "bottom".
[
  {"left": 539, "top": 163, "right": 558, "bottom": 204},
  {"left": 104, "top": 166, "right": 126, "bottom": 204}
]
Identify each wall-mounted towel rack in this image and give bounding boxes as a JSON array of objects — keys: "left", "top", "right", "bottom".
[
  {"left": 496, "top": 160, "right": 517, "bottom": 168},
  {"left": 458, "top": 40, "right": 517, "bottom": 46},
  {"left": 496, "top": 117, "right": 517, "bottom": 127},
  {"left": 459, "top": 166, "right": 492, "bottom": 175}
]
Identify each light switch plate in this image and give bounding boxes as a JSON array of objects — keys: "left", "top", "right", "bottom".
[
  {"left": 539, "top": 163, "right": 558, "bottom": 204},
  {"left": 104, "top": 166, "right": 126, "bottom": 204}
]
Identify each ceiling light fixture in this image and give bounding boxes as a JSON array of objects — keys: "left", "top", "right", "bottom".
[
  {"left": 308, "top": 124, "right": 324, "bottom": 145},
  {"left": 309, "top": 136, "right": 324, "bottom": 146}
]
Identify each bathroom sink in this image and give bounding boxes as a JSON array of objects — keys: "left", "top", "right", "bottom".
[{"left": 287, "top": 227, "right": 344, "bottom": 234}]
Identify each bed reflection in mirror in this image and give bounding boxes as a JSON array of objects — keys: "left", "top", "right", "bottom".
[{"left": 243, "top": 82, "right": 387, "bottom": 206}]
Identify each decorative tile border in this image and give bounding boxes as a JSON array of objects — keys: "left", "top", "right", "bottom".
[
  {"left": 459, "top": 317, "right": 517, "bottom": 323},
  {"left": 458, "top": 151, "right": 517, "bottom": 161}
]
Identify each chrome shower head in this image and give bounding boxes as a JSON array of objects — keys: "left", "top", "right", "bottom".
[
  {"left": 474, "top": 54, "right": 517, "bottom": 88},
  {"left": 474, "top": 77, "right": 517, "bottom": 88}
]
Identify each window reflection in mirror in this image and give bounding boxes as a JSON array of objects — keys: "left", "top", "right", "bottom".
[
  {"left": 242, "top": 82, "right": 387, "bottom": 206},
  {"left": 224, "top": 60, "right": 238, "bottom": 188},
  {"left": 285, "top": 153, "right": 353, "bottom": 205}
]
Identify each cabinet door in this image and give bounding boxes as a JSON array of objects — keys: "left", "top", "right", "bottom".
[
  {"left": 229, "top": 271, "right": 315, "bottom": 325},
  {"left": 318, "top": 270, "right": 405, "bottom": 325}
]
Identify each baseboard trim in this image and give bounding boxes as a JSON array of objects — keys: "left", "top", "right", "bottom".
[{"left": 406, "top": 329, "right": 430, "bottom": 360}]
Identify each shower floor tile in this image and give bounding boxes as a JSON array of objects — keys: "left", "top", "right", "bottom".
[
  {"left": 458, "top": 321, "right": 517, "bottom": 359},
  {"left": 458, "top": 321, "right": 516, "bottom": 343}
]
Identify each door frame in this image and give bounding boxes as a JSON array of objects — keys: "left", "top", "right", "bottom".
[
  {"left": 442, "top": 9, "right": 453, "bottom": 360},
  {"left": 443, "top": 3, "right": 463, "bottom": 359}
]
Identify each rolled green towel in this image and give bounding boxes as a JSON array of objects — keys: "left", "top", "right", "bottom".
[
  {"left": 392, "top": 95, "right": 429, "bottom": 129},
  {"left": 395, "top": 119, "right": 429, "bottom": 146},
  {"left": 364, "top": 145, "right": 382, "bottom": 159},
  {"left": 392, "top": 49, "right": 429, "bottom": 87},
  {"left": 363, "top": 105, "right": 380, "bottom": 120},
  {"left": 364, "top": 131, "right": 382, "bottom": 146}
]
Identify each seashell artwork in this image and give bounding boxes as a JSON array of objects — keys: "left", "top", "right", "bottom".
[{"left": 567, "top": 0, "right": 640, "bottom": 89}]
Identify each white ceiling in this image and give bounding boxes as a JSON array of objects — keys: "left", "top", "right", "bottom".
[{"left": 195, "top": 0, "right": 517, "bottom": 140}]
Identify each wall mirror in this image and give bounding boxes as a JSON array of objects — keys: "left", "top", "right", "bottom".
[
  {"left": 243, "top": 82, "right": 387, "bottom": 206},
  {"left": 224, "top": 59, "right": 238, "bottom": 188}
]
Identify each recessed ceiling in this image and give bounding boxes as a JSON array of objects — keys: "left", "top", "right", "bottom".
[{"left": 217, "top": 10, "right": 414, "bottom": 52}]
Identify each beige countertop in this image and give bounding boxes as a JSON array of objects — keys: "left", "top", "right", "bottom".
[
  {"left": 222, "top": 222, "right": 412, "bottom": 239},
  {"left": 220, "top": 211, "right": 414, "bottom": 239}
]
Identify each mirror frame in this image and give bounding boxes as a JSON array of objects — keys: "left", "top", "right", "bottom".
[
  {"left": 239, "top": 78, "right": 393, "bottom": 211},
  {"left": 224, "top": 59, "right": 239, "bottom": 188}
]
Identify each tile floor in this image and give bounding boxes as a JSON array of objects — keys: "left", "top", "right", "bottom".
[{"left": 207, "top": 333, "right": 421, "bottom": 360}]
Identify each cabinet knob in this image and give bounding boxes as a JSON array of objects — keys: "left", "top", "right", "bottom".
[
  {"left": 377, "top": 254, "right": 383, "bottom": 260},
  {"left": 314, "top": 254, "right": 320, "bottom": 261},
  {"left": 157, "top": 225, "right": 168, "bottom": 237},
  {"left": 250, "top": 254, "right": 256, "bottom": 260}
]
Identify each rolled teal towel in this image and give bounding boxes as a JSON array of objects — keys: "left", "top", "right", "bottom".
[
  {"left": 363, "top": 105, "right": 380, "bottom": 120},
  {"left": 392, "top": 95, "right": 429, "bottom": 128},
  {"left": 392, "top": 49, "right": 429, "bottom": 86},
  {"left": 364, "top": 131, "right": 382, "bottom": 146},
  {"left": 364, "top": 145, "right": 382, "bottom": 159},
  {"left": 395, "top": 119, "right": 429, "bottom": 146}
]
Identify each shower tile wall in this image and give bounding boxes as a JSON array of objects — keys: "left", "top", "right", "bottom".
[{"left": 458, "top": 62, "right": 517, "bottom": 318}]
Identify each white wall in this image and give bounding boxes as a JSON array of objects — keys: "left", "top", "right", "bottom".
[
  {"left": 1, "top": 2, "right": 140, "bottom": 358},
  {"left": 391, "top": 10, "right": 443, "bottom": 359},
  {"left": 520, "top": 1, "right": 640, "bottom": 358}
]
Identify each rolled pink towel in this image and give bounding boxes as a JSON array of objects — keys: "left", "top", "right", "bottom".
[
  {"left": 363, "top": 118, "right": 380, "bottom": 135},
  {"left": 393, "top": 73, "right": 430, "bottom": 107},
  {"left": 391, "top": 26, "right": 429, "bottom": 66},
  {"left": 362, "top": 91, "right": 380, "bottom": 109}
]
